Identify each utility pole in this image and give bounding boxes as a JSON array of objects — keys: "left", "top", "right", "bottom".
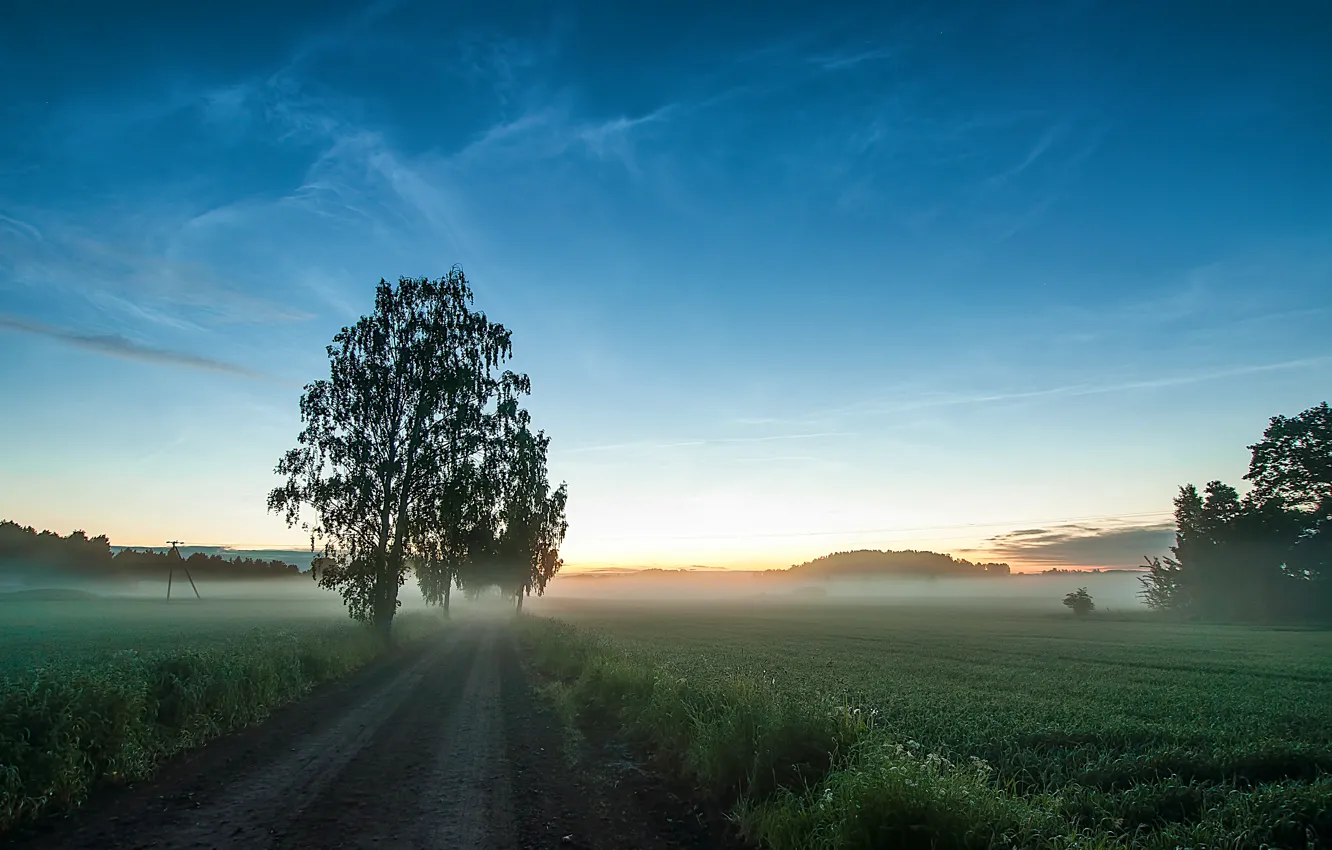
[{"left": 166, "top": 540, "right": 201, "bottom": 600}]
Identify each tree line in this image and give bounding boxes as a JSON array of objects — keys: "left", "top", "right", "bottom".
[
  {"left": 0, "top": 522, "right": 301, "bottom": 582},
  {"left": 269, "top": 269, "right": 568, "bottom": 635},
  {"left": 1140, "top": 402, "right": 1331, "bottom": 622}
]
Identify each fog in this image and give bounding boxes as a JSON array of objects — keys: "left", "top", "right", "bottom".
[
  {"left": 0, "top": 571, "right": 474, "bottom": 615},
  {"left": 3, "top": 562, "right": 1149, "bottom": 617},
  {"left": 535, "top": 569, "right": 1149, "bottom": 613}
]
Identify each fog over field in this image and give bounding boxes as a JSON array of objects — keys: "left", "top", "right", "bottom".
[
  {"left": 539, "top": 568, "right": 1148, "bottom": 612},
  {"left": 5, "top": 561, "right": 1148, "bottom": 613},
  {"left": 0, "top": 573, "right": 500, "bottom": 615}
]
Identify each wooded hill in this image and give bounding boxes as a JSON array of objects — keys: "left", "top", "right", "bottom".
[
  {"left": 558, "top": 550, "right": 1015, "bottom": 583},
  {"left": 784, "top": 549, "right": 1011, "bottom": 578}
]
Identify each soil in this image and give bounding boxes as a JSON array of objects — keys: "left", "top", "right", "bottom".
[{"left": 7, "top": 621, "right": 744, "bottom": 850}]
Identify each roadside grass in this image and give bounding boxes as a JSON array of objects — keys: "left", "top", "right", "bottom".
[
  {"left": 519, "top": 603, "right": 1332, "bottom": 849},
  {"left": 0, "top": 603, "right": 444, "bottom": 832}
]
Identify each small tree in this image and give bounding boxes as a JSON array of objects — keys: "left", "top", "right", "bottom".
[
  {"left": 1138, "top": 555, "right": 1184, "bottom": 612},
  {"left": 1063, "top": 587, "right": 1095, "bottom": 617}
]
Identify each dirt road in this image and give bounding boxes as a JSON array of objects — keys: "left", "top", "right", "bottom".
[{"left": 13, "top": 621, "right": 737, "bottom": 850}]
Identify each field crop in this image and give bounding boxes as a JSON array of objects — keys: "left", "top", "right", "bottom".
[
  {"left": 524, "top": 599, "right": 1332, "bottom": 849},
  {"left": 0, "top": 597, "right": 443, "bottom": 832}
]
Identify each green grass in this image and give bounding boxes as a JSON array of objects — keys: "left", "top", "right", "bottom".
[
  {"left": 0, "top": 597, "right": 444, "bottom": 832},
  {"left": 523, "top": 600, "right": 1332, "bottom": 849}
]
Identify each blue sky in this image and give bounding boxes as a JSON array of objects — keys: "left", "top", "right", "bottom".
[{"left": 2, "top": 0, "right": 1329, "bottom": 570}]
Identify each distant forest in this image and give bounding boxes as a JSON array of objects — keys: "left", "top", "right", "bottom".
[
  {"left": 0, "top": 522, "right": 303, "bottom": 584},
  {"left": 785, "top": 549, "right": 1011, "bottom": 578}
]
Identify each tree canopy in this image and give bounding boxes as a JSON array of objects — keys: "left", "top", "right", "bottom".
[
  {"left": 269, "top": 269, "right": 568, "bottom": 633},
  {"left": 1245, "top": 401, "right": 1332, "bottom": 510}
]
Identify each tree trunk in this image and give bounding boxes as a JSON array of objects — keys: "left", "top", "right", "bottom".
[
  {"left": 373, "top": 567, "right": 398, "bottom": 642},
  {"left": 442, "top": 579, "right": 451, "bottom": 617},
  {"left": 515, "top": 591, "right": 524, "bottom": 614}
]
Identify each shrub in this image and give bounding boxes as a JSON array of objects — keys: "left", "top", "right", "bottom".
[{"left": 1064, "top": 587, "right": 1096, "bottom": 617}]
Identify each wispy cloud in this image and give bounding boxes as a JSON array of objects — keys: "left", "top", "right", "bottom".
[
  {"left": 713, "top": 354, "right": 1332, "bottom": 442},
  {"left": 182, "top": 65, "right": 680, "bottom": 290},
  {"left": 979, "top": 521, "right": 1175, "bottom": 568},
  {"left": 812, "top": 45, "right": 896, "bottom": 72},
  {"left": 0, "top": 213, "right": 42, "bottom": 242},
  {"left": 0, "top": 313, "right": 280, "bottom": 381},
  {"left": 0, "top": 214, "right": 312, "bottom": 326},
  {"left": 971, "top": 120, "right": 1105, "bottom": 246},
  {"left": 450, "top": 99, "right": 680, "bottom": 173},
  {"left": 922, "top": 359, "right": 1332, "bottom": 407},
  {"left": 578, "top": 104, "right": 675, "bottom": 169},
  {"left": 817, "top": 357, "right": 1332, "bottom": 422},
  {"left": 984, "top": 120, "right": 1069, "bottom": 187},
  {"left": 459, "top": 111, "right": 558, "bottom": 155}
]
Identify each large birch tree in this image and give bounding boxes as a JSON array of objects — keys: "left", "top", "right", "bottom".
[{"left": 268, "top": 270, "right": 513, "bottom": 635}]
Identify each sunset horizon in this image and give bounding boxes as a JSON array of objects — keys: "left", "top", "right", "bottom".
[{"left": 2, "top": 1, "right": 1327, "bottom": 577}]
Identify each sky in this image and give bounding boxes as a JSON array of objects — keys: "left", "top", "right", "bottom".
[{"left": 1, "top": 0, "right": 1330, "bottom": 572}]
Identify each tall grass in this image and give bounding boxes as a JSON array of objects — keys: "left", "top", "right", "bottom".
[
  {"left": 520, "top": 612, "right": 1332, "bottom": 849},
  {"left": 0, "top": 611, "right": 443, "bottom": 832}
]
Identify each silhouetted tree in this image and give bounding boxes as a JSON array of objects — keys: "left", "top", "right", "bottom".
[
  {"left": 268, "top": 270, "right": 515, "bottom": 636},
  {"left": 1063, "top": 587, "right": 1095, "bottom": 616},
  {"left": 1139, "top": 402, "right": 1332, "bottom": 621},
  {"left": 412, "top": 348, "right": 517, "bottom": 617},
  {"left": 414, "top": 471, "right": 473, "bottom": 615},
  {"left": 492, "top": 396, "right": 568, "bottom": 611},
  {"left": 1138, "top": 555, "right": 1182, "bottom": 611},
  {"left": 446, "top": 379, "right": 568, "bottom": 611}
]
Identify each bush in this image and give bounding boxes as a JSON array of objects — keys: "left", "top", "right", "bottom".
[
  {"left": 1064, "top": 587, "right": 1096, "bottom": 617},
  {"left": 523, "top": 617, "right": 856, "bottom": 802}
]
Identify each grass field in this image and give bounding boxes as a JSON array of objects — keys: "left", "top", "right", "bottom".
[
  {"left": 0, "top": 595, "right": 443, "bottom": 832},
  {"left": 524, "top": 599, "right": 1332, "bottom": 849}
]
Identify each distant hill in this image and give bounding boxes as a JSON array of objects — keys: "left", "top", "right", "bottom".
[
  {"left": 558, "top": 549, "right": 1013, "bottom": 583},
  {"left": 785, "top": 549, "right": 1011, "bottom": 578},
  {"left": 563, "top": 565, "right": 726, "bottom": 577}
]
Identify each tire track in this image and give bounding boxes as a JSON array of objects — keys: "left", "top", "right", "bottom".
[
  {"left": 152, "top": 630, "right": 466, "bottom": 850},
  {"left": 406, "top": 624, "right": 514, "bottom": 850},
  {"left": 273, "top": 628, "right": 485, "bottom": 849}
]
